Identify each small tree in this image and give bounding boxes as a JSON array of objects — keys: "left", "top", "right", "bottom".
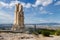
[
  {"left": 42, "top": 31, "right": 50, "bottom": 37},
  {"left": 55, "top": 30, "right": 60, "bottom": 36}
]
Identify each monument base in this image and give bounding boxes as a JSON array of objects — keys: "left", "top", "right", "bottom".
[{"left": 11, "top": 25, "right": 25, "bottom": 33}]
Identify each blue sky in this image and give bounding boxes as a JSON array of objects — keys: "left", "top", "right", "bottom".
[{"left": 0, "top": 0, "right": 60, "bottom": 24}]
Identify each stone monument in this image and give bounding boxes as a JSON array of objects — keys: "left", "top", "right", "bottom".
[{"left": 11, "top": 3, "right": 24, "bottom": 32}]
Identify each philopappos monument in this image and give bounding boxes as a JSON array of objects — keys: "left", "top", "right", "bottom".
[{"left": 11, "top": 3, "right": 24, "bottom": 32}]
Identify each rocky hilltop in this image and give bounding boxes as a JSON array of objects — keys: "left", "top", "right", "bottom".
[{"left": 0, "top": 33, "right": 60, "bottom": 40}]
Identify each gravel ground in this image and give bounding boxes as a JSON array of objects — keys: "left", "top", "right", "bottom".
[{"left": 0, "top": 33, "right": 60, "bottom": 40}]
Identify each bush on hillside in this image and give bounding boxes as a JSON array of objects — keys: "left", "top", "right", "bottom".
[
  {"left": 42, "top": 31, "right": 50, "bottom": 37},
  {"left": 36, "top": 30, "right": 42, "bottom": 34},
  {"left": 55, "top": 30, "right": 60, "bottom": 36}
]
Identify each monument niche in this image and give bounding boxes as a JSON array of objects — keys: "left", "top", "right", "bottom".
[{"left": 11, "top": 3, "right": 24, "bottom": 32}]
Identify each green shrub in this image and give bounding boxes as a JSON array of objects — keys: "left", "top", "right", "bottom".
[
  {"left": 55, "top": 30, "right": 60, "bottom": 36},
  {"left": 50, "top": 32, "right": 55, "bottom": 35},
  {"left": 36, "top": 30, "right": 42, "bottom": 34},
  {"left": 38, "top": 30, "right": 42, "bottom": 34},
  {"left": 42, "top": 31, "right": 50, "bottom": 36}
]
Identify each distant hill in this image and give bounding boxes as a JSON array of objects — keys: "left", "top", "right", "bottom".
[{"left": 25, "top": 23, "right": 60, "bottom": 25}]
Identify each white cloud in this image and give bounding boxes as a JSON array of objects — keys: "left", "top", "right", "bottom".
[
  {"left": 39, "top": 7, "right": 54, "bottom": 14},
  {"left": 0, "top": 0, "right": 20, "bottom": 8},
  {"left": 0, "top": 2, "right": 8, "bottom": 7},
  {"left": 55, "top": 1, "right": 60, "bottom": 5},
  {"left": 32, "top": 0, "right": 41, "bottom": 7},
  {"left": 0, "top": 0, "right": 53, "bottom": 8},
  {"left": 42, "top": 0, "right": 53, "bottom": 6},
  {"left": 40, "top": 7, "right": 46, "bottom": 12},
  {"left": 0, "top": 0, "right": 32, "bottom": 8},
  {"left": 39, "top": 7, "right": 48, "bottom": 14},
  {"left": 32, "top": 0, "right": 53, "bottom": 7},
  {"left": 21, "top": 2, "right": 31, "bottom": 8},
  {"left": 25, "top": 3, "right": 31, "bottom": 8}
]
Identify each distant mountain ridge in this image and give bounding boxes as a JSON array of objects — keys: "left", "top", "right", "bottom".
[
  {"left": 0, "top": 23, "right": 60, "bottom": 28},
  {"left": 0, "top": 23, "right": 60, "bottom": 25},
  {"left": 0, "top": 23, "right": 60, "bottom": 30},
  {"left": 25, "top": 23, "right": 60, "bottom": 25}
]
